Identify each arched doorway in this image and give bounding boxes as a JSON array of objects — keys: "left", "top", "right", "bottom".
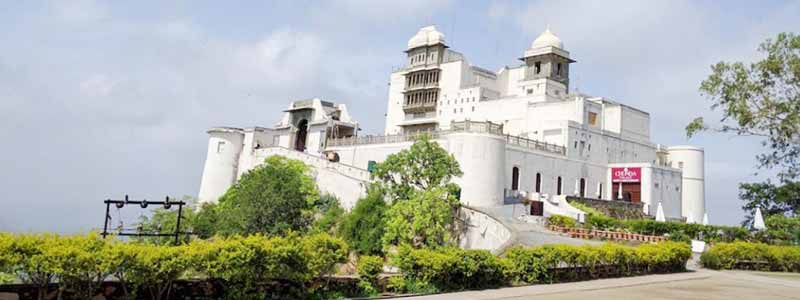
[
  {"left": 511, "top": 167, "right": 520, "bottom": 191},
  {"left": 295, "top": 119, "right": 308, "bottom": 152},
  {"left": 556, "top": 176, "right": 562, "bottom": 195}
]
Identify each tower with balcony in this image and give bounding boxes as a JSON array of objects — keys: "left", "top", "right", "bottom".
[{"left": 401, "top": 26, "right": 446, "bottom": 133}]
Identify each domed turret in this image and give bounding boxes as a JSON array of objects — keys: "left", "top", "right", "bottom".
[
  {"left": 531, "top": 28, "right": 564, "bottom": 49},
  {"left": 407, "top": 25, "right": 446, "bottom": 50},
  {"left": 520, "top": 27, "right": 574, "bottom": 92}
]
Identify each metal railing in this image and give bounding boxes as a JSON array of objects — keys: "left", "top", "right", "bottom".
[{"left": 327, "top": 120, "right": 566, "bottom": 156}]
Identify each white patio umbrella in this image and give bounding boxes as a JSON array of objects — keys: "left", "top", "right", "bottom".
[
  {"left": 702, "top": 213, "right": 709, "bottom": 226},
  {"left": 753, "top": 207, "right": 766, "bottom": 230},
  {"left": 655, "top": 202, "right": 666, "bottom": 222},
  {"left": 686, "top": 211, "right": 695, "bottom": 224}
]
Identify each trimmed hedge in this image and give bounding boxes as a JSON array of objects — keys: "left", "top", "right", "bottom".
[
  {"left": 394, "top": 242, "right": 691, "bottom": 293},
  {"left": 547, "top": 215, "right": 750, "bottom": 243},
  {"left": 0, "top": 233, "right": 348, "bottom": 300},
  {"left": 700, "top": 242, "right": 800, "bottom": 272},
  {"left": 393, "top": 246, "right": 511, "bottom": 292}
]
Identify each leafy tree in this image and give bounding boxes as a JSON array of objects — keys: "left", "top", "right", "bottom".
[
  {"left": 216, "top": 155, "right": 320, "bottom": 236},
  {"left": 133, "top": 196, "right": 197, "bottom": 245},
  {"left": 193, "top": 202, "right": 221, "bottom": 239},
  {"left": 310, "top": 194, "right": 345, "bottom": 235},
  {"left": 687, "top": 32, "right": 800, "bottom": 181},
  {"left": 126, "top": 244, "right": 190, "bottom": 300},
  {"left": 8, "top": 234, "right": 62, "bottom": 300},
  {"left": 339, "top": 186, "right": 388, "bottom": 256},
  {"left": 373, "top": 136, "right": 463, "bottom": 202},
  {"left": 740, "top": 181, "right": 800, "bottom": 224},
  {"left": 382, "top": 187, "right": 460, "bottom": 249}
]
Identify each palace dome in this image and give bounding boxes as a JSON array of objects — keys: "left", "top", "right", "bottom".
[
  {"left": 407, "top": 26, "right": 446, "bottom": 50},
  {"left": 531, "top": 28, "right": 564, "bottom": 49}
]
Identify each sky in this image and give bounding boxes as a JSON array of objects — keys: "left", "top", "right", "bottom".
[{"left": 0, "top": 0, "right": 798, "bottom": 232}]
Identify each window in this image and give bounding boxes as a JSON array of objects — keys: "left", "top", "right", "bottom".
[
  {"left": 556, "top": 177, "right": 563, "bottom": 195},
  {"left": 678, "top": 161, "right": 684, "bottom": 169},
  {"left": 527, "top": 89, "right": 533, "bottom": 95},
  {"left": 588, "top": 112, "right": 598, "bottom": 125},
  {"left": 598, "top": 183, "right": 603, "bottom": 199},
  {"left": 557, "top": 63, "right": 563, "bottom": 76},
  {"left": 535, "top": 173, "right": 542, "bottom": 193},
  {"left": 579, "top": 178, "right": 586, "bottom": 197},
  {"left": 534, "top": 62, "right": 541, "bottom": 74},
  {"left": 216, "top": 141, "right": 226, "bottom": 153},
  {"left": 512, "top": 167, "right": 520, "bottom": 191},
  {"left": 472, "top": 106, "right": 475, "bottom": 112},
  {"left": 574, "top": 141, "right": 578, "bottom": 148},
  {"left": 460, "top": 108, "right": 463, "bottom": 113}
]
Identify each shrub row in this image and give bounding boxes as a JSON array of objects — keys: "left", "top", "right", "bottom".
[
  {"left": 0, "top": 233, "right": 347, "bottom": 300},
  {"left": 700, "top": 242, "right": 800, "bottom": 272},
  {"left": 547, "top": 215, "right": 750, "bottom": 243},
  {"left": 393, "top": 241, "right": 691, "bottom": 293}
]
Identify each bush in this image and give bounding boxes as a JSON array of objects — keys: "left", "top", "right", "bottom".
[
  {"left": 701, "top": 242, "right": 800, "bottom": 272},
  {"left": 506, "top": 242, "right": 690, "bottom": 284},
  {"left": 356, "top": 255, "right": 383, "bottom": 295},
  {"left": 699, "top": 251, "right": 721, "bottom": 270},
  {"left": 547, "top": 215, "right": 577, "bottom": 228},
  {"left": 396, "top": 242, "right": 690, "bottom": 293},
  {"left": 1, "top": 233, "right": 348, "bottom": 300},
  {"left": 569, "top": 201, "right": 604, "bottom": 216},
  {"left": 393, "top": 246, "right": 510, "bottom": 292},
  {"left": 586, "top": 214, "right": 622, "bottom": 230},
  {"left": 339, "top": 186, "right": 388, "bottom": 256}
]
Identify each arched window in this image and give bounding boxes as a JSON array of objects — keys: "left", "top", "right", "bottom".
[
  {"left": 295, "top": 119, "right": 308, "bottom": 152},
  {"left": 535, "top": 173, "right": 542, "bottom": 193},
  {"left": 579, "top": 178, "right": 586, "bottom": 198},
  {"left": 556, "top": 176, "right": 562, "bottom": 195},
  {"left": 511, "top": 167, "right": 520, "bottom": 191},
  {"left": 598, "top": 183, "right": 603, "bottom": 200}
]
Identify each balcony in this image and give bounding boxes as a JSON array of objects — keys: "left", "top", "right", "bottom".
[{"left": 403, "top": 101, "right": 437, "bottom": 113}]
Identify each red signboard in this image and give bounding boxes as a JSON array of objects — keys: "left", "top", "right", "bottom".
[{"left": 612, "top": 167, "right": 641, "bottom": 183}]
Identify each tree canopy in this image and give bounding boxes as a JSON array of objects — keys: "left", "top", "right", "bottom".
[
  {"left": 688, "top": 32, "right": 800, "bottom": 180},
  {"left": 338, "top": 185, "right": 388, "bottom": 256},
  {"left": 214, "top": 155, "right": 320, "bottom": 236},
  {"left": 688, "top": 32, "right": 800, "bottom": 221},
  {"left": 373, "top": 135, "right": 463, "bottom": 202}
]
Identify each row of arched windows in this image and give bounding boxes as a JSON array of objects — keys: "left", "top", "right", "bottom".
[{"left": 511, "top": 167, "right": 601, "bottom": 199}]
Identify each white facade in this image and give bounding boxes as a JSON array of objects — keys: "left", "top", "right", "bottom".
[{"left": 197, "top": 26, "right": 706, "bottom": 222}]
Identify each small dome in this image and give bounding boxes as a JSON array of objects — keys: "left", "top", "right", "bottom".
[
  {"left": 531, "top": 28, "right": 563, "bottom": 49},
  {"left": 407, "top": 26, "right": 445, "bottom": 50}
]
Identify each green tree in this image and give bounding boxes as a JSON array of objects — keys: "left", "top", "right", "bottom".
[
  {"left": 125, "top": 244, "right": 190, "bottom": 300},
  {"left": 382, "top": 187, "right": 460, "bottom": 249},
  {"left": 740, "top": 181, "right": 800, "bottom": 223},
  {"left": 688, "top": 32, "right": 800, "bottom": 180},
  {"left": 373, "top": 136, "right": 463, "bottom": 202},
  {"left": 339, "top": 186, "right": 388, "bottom": 256},
  {"left": 193, "top": 202, "right": 221, "bottom": 239},
  {"left": 133, "top": 196, "right": 197, "bottom": 245},
  {"left": 310, "top": 194, "right": 345, "bottom": 235},
  {"left": 688, "top": 32, "right": 800, "bottom": 221},
  {"left": 215, "top": 155, "right": 320, "bottom": 235}
]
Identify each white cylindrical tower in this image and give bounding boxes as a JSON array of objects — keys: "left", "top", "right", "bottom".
[
  {"left": 446, "top": 132, "right": 506, "bottom": 207},
  {"left": 667, "top": 146, "right": 705, "bottom": 223},
  {"left": 198, "top": 127, "right": 244, "bottom": 204}
]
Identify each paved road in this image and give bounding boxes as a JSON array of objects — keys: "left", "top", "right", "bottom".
[{"left": 403, "top": 270, "right": 800, "bottom": 300}]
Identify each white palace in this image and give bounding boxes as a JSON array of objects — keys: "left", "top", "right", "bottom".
[{"left": 197, "top": 26, "right": 706, "bottom": 229}]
